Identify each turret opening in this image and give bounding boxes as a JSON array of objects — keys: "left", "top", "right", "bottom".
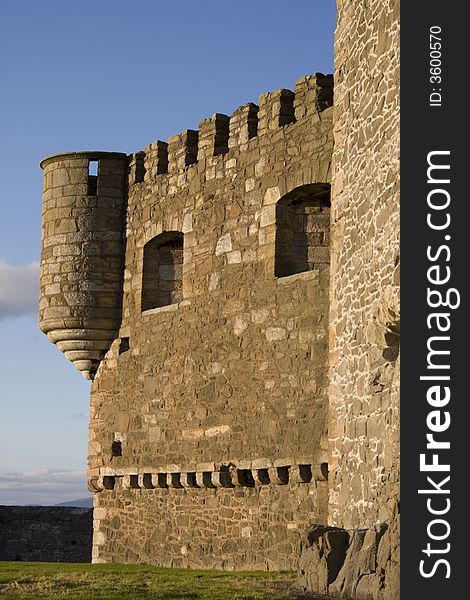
[{"left": 88, "top": 160, "right": 99, "bottom": 195}]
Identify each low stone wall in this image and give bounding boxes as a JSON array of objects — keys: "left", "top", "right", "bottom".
[{"left": 0, "top": 506, "right": 93, "bottom": 563}]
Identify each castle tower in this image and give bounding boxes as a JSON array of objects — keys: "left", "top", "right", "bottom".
[{"left": 39, "top": 152, "right": 128, "bottom": 379}]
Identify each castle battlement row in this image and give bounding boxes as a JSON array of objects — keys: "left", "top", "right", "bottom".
[
  {"left": 40, "top": 74, "right": 332, "bottom": 195},
  {"left": 138, "top": 73, "right": 332, "bottom": 180}
]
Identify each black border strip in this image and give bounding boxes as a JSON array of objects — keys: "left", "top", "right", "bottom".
[{"left": 401, "top": 2, "right": 465, "bottom": 596}]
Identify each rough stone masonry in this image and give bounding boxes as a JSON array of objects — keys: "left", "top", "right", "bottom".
[
  {"left": 38, "top": 1, "right": 400, "bottom": 597},
  {"left": 0, "top": 506, "right": 92, "bottom": 563}
]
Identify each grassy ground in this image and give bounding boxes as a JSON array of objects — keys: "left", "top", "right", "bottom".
[{"left": 0, "top": 562, "right": 323, "bottom": 600}]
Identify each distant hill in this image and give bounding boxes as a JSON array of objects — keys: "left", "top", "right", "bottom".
[{"left": 55, "top": 497, "right": 93, "bottom": 508}]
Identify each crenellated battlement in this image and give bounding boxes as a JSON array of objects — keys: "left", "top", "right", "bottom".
[{"left": 134, "top": 73, "right": 332, "bottom": 184}]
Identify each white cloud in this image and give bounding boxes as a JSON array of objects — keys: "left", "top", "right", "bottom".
[
  {"left": 0, "top": 469, "right": 91, "bottom": 506},
  {"left": 0, "top": 260, "right": 40, "bottom": 321}
]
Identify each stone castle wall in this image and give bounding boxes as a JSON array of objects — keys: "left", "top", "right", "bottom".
[
  {"left": 0, "top": 506, "right": 92, "bottom": 563},
  {"left": 40, "top": 74, "right": 335, "bottom": 570}
]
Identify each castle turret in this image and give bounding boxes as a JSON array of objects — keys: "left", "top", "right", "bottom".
[{"left": 39, "top": 152, "right": 128, "bottom": 380}]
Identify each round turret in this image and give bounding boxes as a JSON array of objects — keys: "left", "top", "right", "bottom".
[{"left": 39, "top": 152, "right": 128, "bottom": 379}]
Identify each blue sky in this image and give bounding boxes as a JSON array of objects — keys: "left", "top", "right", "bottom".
[{"left": 0, "top": 0, "right": 336, "bottom": 505}]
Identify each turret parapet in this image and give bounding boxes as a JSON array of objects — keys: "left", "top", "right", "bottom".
[
  {"left": 39, "top": 151, "right": 128, "bottom": 171},
  {"left": 39, "top": 151, "right": 128, "bottom": 379}
]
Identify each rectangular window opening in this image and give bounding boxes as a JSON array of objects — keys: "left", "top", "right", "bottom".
[
  {"left": 88, "top": 160, "right": 99, "bottom": 176},
  {"left": 141, "top": 231, "right": 184, "bottom": 311},
  {"left": 88, "top": 160, "right": 99, "bottom": 195},
  {"left": 119, "top": 337, "right": 130, "bottom": 355},
  {"left": 275, "top": 184, "right": 331, "bottom": 278}
]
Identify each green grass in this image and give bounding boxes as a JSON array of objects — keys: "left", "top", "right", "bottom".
[{"left": 0, "top": 562, "right": 318, "bottom": 600}]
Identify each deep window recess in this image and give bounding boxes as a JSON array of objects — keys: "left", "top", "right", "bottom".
[
  {"left": 88, "top": 160, "right": 99, "bottom": 195},
  {"left": 119, "top": 337, "right": 130, "bottom": 355},
  {"left": 111, "top": 440, "right": 122, "bottom": 457},
  {"left": 141, "top": 231, "right": 184, "bottom": 311},
  {"left": 275, "top": 183, "right": 331, "bottom": 278}
]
